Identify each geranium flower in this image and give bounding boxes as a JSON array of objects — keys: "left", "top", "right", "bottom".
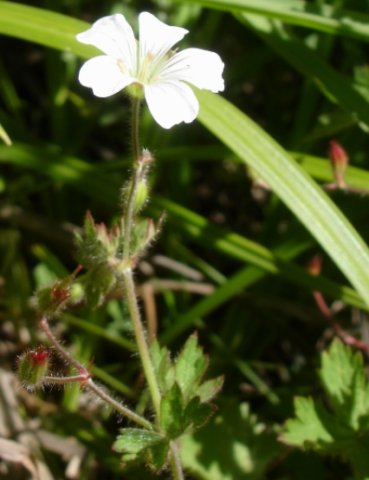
[{"left": 76, "top": 12, "right": 224, "bottom": 129}]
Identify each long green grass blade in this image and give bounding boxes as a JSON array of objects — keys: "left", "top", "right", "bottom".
[
  {"left": 197, "top": 89, "right": 369, "bottom": 308},
  {"left": 0, "top": 1, "right": 93, "bottom": 57},
  {"left": 0, "top": 122, "right": 11, "bottom": 146},
  {"left": 173, "top": 0, "right": 369, "bottom": 43}
]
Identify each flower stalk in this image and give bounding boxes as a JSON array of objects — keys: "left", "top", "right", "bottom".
[
  {"left": 122, "top": 268, "right": 162, "bottom": 417},
  {"left": 169, "top": 441, "right": 185, "bottom": 480},
  {"left": 39, "top": 315, "right": 152, "bottom": 430},
  {"left": 121, "top": 99, "right": 162, "bottom": 417}
]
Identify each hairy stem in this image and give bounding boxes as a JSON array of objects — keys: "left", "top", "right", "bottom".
[
  {"left": 121, "top": 98, "right": 162, "bottom": 416},
  {"left": 169, "top": 442, "right": 185, "bottom": 480},
  {"left": 39, "top": 316, "right": 86, "bottom": 373},
  {"left": 123, "top": 97, "right": 141, "bottom": 260},
  {"left": 122, "top": 268, "right": 161, "bottom": 416},
  {"left": 122, "top": 96, "right": 185, "bottom": 479},
  {"left": 87, "top": 378, "right": 152, "bottom": 429},
  {"left": 40, "top": 316, "right": 152, "bottom": 430},
  {"left": 131, "top": 97, "right": 141, "bottom": 164}
]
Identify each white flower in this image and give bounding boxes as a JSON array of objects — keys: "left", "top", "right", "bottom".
[{"left": 76, "top": 12, "right": 225, "bottom": 129}]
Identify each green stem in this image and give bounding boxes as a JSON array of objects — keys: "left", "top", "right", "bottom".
[
  {"left": 123, "top": 96, "right": 185, "bottom": 479},
  {"left": 169, "top": 442, "right": 185, "bottom": 480},
  {"left": 39, "top": 316, "right": 152, "bottom": 430},
  {"left": 86, "top": 378, "right": 152, "bottom": 430},
  {"left": 131, "top": 97, "right": 141, "bottom": 164},
  {"left": 123, "top": 98, "right": 141, "bottom": 260},
  {"left": 122, "top": 98, "right": 161, "bottom": 415},
  {"left": 122, "top": 268, "right": 161, "bottom": 416}
]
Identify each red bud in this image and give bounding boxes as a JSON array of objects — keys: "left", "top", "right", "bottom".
[
  {"left": 329, "top": 140, "right": 348, "bottom": 188},
  {"left": 307, "top": 254, "right": 322, "bottom": 276}
]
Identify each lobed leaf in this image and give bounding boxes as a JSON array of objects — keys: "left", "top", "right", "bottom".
[
  {"left": 282, "top": 340, "right": 369, "bottom": 477},
  {"left": 160, "top": 383, "right": 185, "bottom": 439},
  {"left": 175, "top": 334, "right": 209, "bottom": 402},
  {"left": 181, "top": 402, "right": 282, "bottom": 480},
  {"left": 281, "top": 396, "right": 347, "bottom": 452},
  {"left": 196, "top": 376, "right": 224, "bottom": 403},
  {"left": 113, "top": 428, "right": 164, "bottom": 455},
  {"left": 150, "top": 340, "right": 175, "bottom": 393},
  {"left": 320, "top": 339, "right": 369, "bottom": 430}
]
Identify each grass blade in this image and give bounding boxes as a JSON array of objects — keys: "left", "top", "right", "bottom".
[
  {"left": 197, "top": 89, "right": 369, "bottom": 308},
  {"left": 172, "top": 0, "right": 369, "bottom": 43}
]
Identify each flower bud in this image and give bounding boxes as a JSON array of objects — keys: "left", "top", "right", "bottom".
[
  {"left": 18, "top": 347, "right": 49, "bottom": 387},
  {"left": 37, "top": 280, "right": 71, "bottom": 315},
  {"left": 307, "top": 254, "right": 322, "bottom": 276},
  {"left": 329, "top": 140, "right": 348, "bottom": 188},
  {"left": 140, "top": 149, "right": 154, "bottom": 166},
  {"left": 134, "top": 179, "right": 148, "bottom": 214}
]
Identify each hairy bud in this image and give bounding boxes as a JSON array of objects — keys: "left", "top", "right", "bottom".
[{"left": 18, "top": 347, "right": 49, "bottom": 387}]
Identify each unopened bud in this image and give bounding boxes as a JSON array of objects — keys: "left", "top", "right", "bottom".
[
  {"left": 307, "top": 254, "right": 322, "bottom": 276},
  {"left": 134, "top": 179, "right": 148, "bottom": 213},
  {"left": 37, "top": 280, "right": 71, "bottom": 315},
  {"left": 140, "top": 149, "right": 154, "bottom": 166},
  {"left": 18, "top": 347, "right": 49, "bottom": 387},
  {"left": 329, "top": 140, "right": 348, "bottom": 188}
]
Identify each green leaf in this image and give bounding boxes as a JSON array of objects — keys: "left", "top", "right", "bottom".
[
  {"left": 160, "top": 383, "right": 185, "bottom": 439},
  {"left": 175, "top": 333, "right": 209, "bottom": 402},
  {"left": 183, "top": 396, "right": 215, "bottom": 431},
  {"left": 196, "top": 376, "right": 224, "bottom": 403},
  {"left": 197, "top": 90, "right": 369, "bottom": 309},
  {"left": 150, "top": 340, "right": 175, "bottom": 393},
  {"left": 113, "top": 428, "right": 163, "bottom": 455},
  {"left": 282, "top": 340, "right": 369, "bottom": 478},
  {"left": 149, "top": 440, "right": 170, "bottom": 470},
  {"left": 82, "top": 265, "right": 117, "bottom": 309},
  {"left": 181, "top": 401, "right": 282, "bottom": 480},
  {"left": 319, "top": 339, "right": 369, "bottom": 430},
  {"left": 281, "top": 396, "right": 350, "bottom": 452}
]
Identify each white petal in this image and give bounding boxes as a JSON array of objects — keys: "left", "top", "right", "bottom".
[
  {"left": 77, "top": 14, "right": 136, "bottom": 70},
  {"left": 144, "top": 81, "right": 199, "bottom": 129},
  {"left": 139, "top": 12, "right": 188, "bottom": 60},
  {"left": 78, "top": 56, "right": 134, "bottom": 97},
  {"left": 161, "top": 48, "right": 225, "bottom": 92}
]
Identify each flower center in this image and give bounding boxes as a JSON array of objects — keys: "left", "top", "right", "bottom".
[{"left": 137, "top": 51, "right": 156, "bottom": 84}]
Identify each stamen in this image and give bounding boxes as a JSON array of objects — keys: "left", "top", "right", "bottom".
[{"left": 117, "top": 59, "right": 127, "bottom": 73}]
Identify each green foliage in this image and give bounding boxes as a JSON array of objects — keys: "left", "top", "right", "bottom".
[
  {"left": 0, "top": 121, "right": 11, "bottom": 145},
  {"left": 282, "top": 339, "right": 369, "bottom": 478},
  {"left": 154, "top": 335, "right": 222, "bottom": 439},
  {"left": 181, "top": 402, "right": 283, "bottom": 479},
  {"left": 113, "top": 428, "right": 166, "bottom": 466},
  {"left": 4, "top": 0, "right": 369, "bottom": 478},
  {"left": 115, "top": 336, "right": 222, "bottom": 470},
  {"left": 175, "top": 333, "right": 209, "bottom": 401}
]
